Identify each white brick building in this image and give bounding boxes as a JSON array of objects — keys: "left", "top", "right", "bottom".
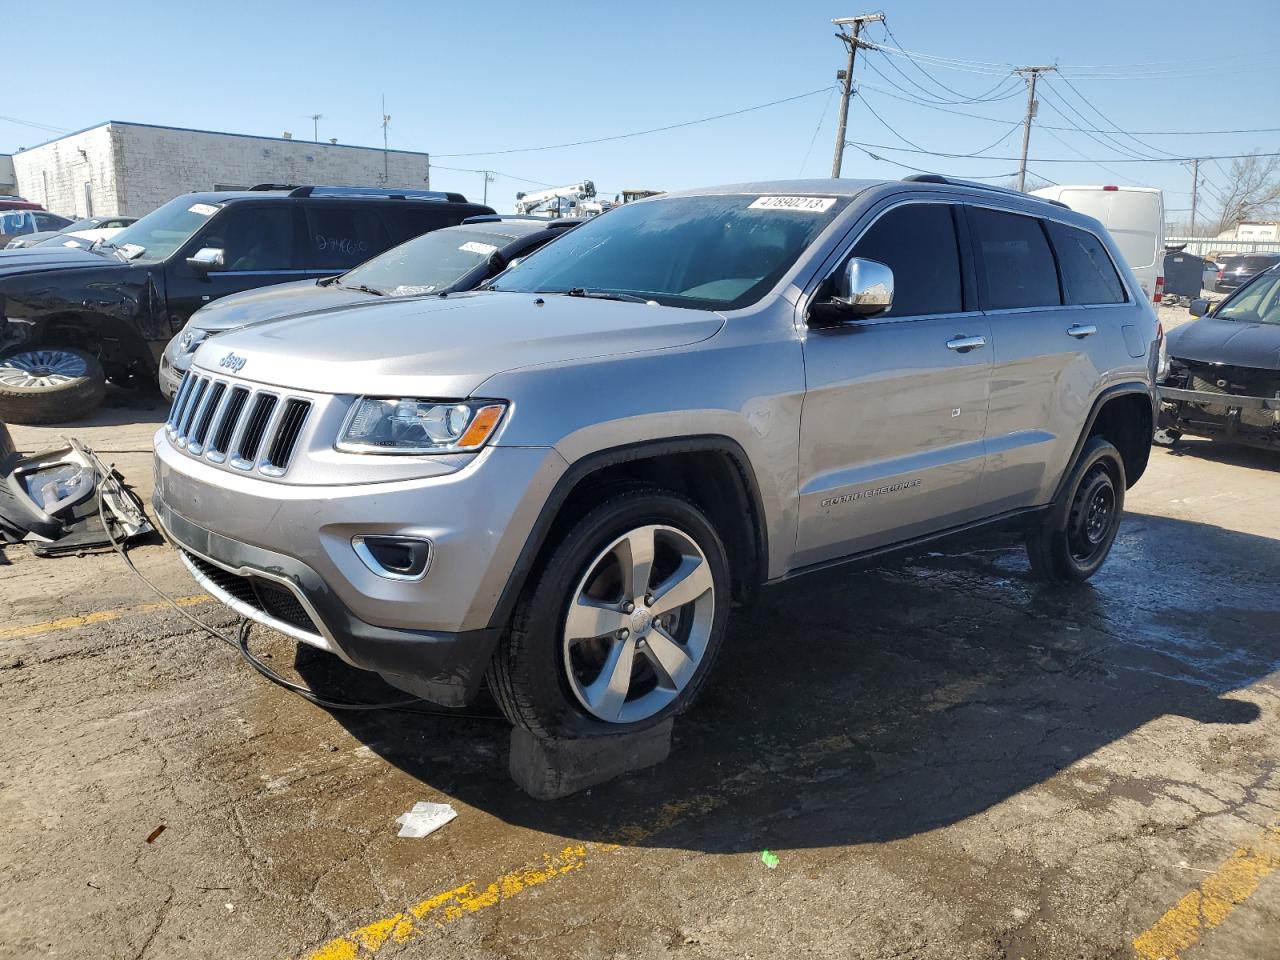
[{"left": 10, "top": 121, "right": 434, "bottom": 218}]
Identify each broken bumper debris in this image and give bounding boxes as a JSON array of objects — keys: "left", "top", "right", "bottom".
[{"left": 0, "top": 421, "right": 152, "bottom": 556}]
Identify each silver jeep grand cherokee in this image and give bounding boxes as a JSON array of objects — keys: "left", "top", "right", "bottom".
[{"left": 154, "top": 177, "right": 1160, "bottom": 737}]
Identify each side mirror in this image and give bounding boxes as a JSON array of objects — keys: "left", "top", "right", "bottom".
[
  {"left": 815, "top": 257, "right": 894, "bottom": 320},
  {"left": 186, "top": 247, "right": 226, "bottom": 273},
  {"left": 1188, "top": 297, "right": 1209, "bottom": 318},
  {"left": 478, "top": 257, "right": 523, "bottom": 290}
]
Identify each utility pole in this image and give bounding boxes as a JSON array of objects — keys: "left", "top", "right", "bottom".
[
  {"left": 830, "top": 12, "right": 884, "bottom": 178},
  {"left": 309, "top": 113, "right": 323, "bottom": 142},
  {"left": 381, "top": 95, "right": 391, "bottom": 184},
  {"left": 1014, "top": 65, "right": 1055, "bottom": 192},
  {"left": 481, "top": 171, "right": 497, "bottom": 205},
  {"left": 1188, "top": 157, "right": 1200, "bottom": 234}
]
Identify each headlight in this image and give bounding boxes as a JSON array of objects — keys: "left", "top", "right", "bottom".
[{"left": 336, "top": 398, "right": 507, "bottom": 454}]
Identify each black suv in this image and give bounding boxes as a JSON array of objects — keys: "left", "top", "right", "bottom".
[
  {"left": 0, "top": 185, "right": 494, "bottom": 423},
  {"left": 158, "top": 215, "right": 580, "bottom": 398}
]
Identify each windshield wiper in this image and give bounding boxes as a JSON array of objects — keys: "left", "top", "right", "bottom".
[
  {"left": 337, "top": 281, "right": 385, "bottom": 296},
  {"left": 563, "top": 287, "right": 653, "bottom": 304}
]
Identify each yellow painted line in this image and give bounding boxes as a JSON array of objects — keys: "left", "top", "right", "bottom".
[
  {"left": 1133, "top": 824, "right": 1280, "bottom": 960},
  {"left": 301, "top": 733, "right": 857, "bottom": 959},
  {"left": 0, "top": 595, "right": 212, "bottom": 642}
]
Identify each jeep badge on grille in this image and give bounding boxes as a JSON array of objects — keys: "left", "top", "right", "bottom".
[{"left": 219, "top": 352, "right": 247, "bottom": 373}]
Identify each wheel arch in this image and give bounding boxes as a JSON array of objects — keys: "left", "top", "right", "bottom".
[
  {"left": 1055, "top": 383, "right": 1155, "bottom": 496},
  {"left": 8, "top": 311, "right": 153, "bottom": 376},
  {"left": 487, "top": 436, "right": 769, "bottom": 632}
]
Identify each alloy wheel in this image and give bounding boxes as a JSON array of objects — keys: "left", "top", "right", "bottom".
[
  {"left": 0, "top": 349, "right": 90, "bottom": 388},
  {"left": 562, "top": 524, "right": 716, "bottom": 724}
]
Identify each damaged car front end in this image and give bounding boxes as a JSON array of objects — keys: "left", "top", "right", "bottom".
[{"left": 1158, "top": 272, "right": 1280, "bottom": 451}]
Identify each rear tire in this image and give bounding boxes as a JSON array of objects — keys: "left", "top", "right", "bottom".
[
  {"left": 0, "top": 347, "right": 106, "bottom": 424},
  {"left": 1026, "top": 436, "right": 1126, "bottom": 584},
  {"left": 487, "top": 485, "right": 730, "bottom": 738}
]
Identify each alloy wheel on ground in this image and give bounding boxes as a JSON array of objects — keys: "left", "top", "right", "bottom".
[
  {"left": 0, "top": 349, "right": 90, "bottom": 389},
  {"left": 562, "top": 523, "right": 715, "bottom": 724}
]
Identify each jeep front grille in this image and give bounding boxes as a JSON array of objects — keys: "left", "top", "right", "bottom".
[{"left": 166, "top": 374, "right": 312, "bottom": 476}]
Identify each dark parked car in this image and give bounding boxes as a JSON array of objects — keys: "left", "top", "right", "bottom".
[
  {"left": 1158, "top": 265, "right": 1280, "bottom": 449},
  {"left": 158, "top": 215, "right": 579, "bottom": 398},
  {"left": 0, "top": 209, "right": 74, "bottom": 248},
  {"left": 0, "top": 185, "right": 494, "bottom": 423},
  {"left": 1215, "top": 252, "right": 1280, "bottom": 292}
]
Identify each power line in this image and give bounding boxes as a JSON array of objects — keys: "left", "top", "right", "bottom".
[
  {"left": 434, "top": 86, "right": 834, "bottom": 158},
  {"left": 1050, "top": 74, "right": 1184, "bottom": 160},
  {"left": 797, "top": 84, "right": 838, "bottom": 176},
  {"left": 879, "top": 22, "right": 1020, "bottom": 102},
  {"left": 1037, "top": 125, "right": 1143, "bottom": 186},
  {"left": 843, "top": 139, "right": 1280, "bottom": 164},
  {"left": 0, "top": 114, "right": 72, "bottom": 135},
  {"left": 428, "top": 163, "right": 554, "bottom": 188},
  {"left": 858, "top": 92, "right": 1021, "bottom": 157},
  {"left": 854, "top": 82, "right": 1280, "bottom": 137},
  {"left": 1035, "top": 84, "right": 1154, "bottom": 161},
  {"left": 845, "top": 141, "right": 1018, "bottom": 179}
]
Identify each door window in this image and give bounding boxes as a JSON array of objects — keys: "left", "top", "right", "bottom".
[
  {"left": 1046, "top": 222, "right": 1126, "bottom": 304},
  {"left": 304, "top": 205, "right": 390, "bottom": 269},
  {"left": 969, "top": 207, "right": 1062, "bottom": 310},
  {"left": 197, "top": 206, "right": 297, "bottom": 271},
  {"left": 848, "top": 203, "right": 963, "bottom": 317}
]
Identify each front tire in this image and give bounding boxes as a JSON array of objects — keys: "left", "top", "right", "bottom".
[
  {"left": 1026, "top": 436, "right": 1126, "bottom": 584},
  {"left": 0, "top": 347, "right": 107, "bottom": 424},
  {"left": 488, "top": 485, "right": 731, "bottom": 738}
]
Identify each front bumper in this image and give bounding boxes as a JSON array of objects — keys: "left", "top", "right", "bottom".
[
  {"left": 153, "top": 431, "right": 568, "bottom": 705},
  {"left": 1157, "top": 385, "right": 1280, "bottom": 448},
  {"left": 157, "top": 347, "right": 190, "bottom": 401}
]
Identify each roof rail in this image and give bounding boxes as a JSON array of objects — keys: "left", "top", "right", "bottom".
[
  {"left": 900, "top": 173, "right": 1070, "bottom": 209},
  {"left": 285, "top": 185, "right": 468, "bottom": 203},
  {"left": 462, "top": 214, "right": 580, "bottom": 227},
  {"left": 248, "top": 183, "right": 298, "bottom": 191}
]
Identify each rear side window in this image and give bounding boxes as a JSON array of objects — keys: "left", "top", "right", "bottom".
[
  {"left": 304, "top": 205, "right": 391, "bottom": 269},
  {"left": 849, "top": 203, "right": 963, "bottom": 317},
  {"left": 1046, "top": 221, "right": 1126, "bottom": 304},
  {"left": 969, "top": 207, "right": 1061, "bottom": 310}
]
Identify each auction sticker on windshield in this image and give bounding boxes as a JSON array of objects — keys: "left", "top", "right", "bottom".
[
  {"left": 749, "top": 196, "right": 837, "bottom": 213},
  {"left": 459, "top": 241, "right": 498, "bottom": 256},
  {"left": 188, "top": 203, "right": 219, "bottom": 217}
]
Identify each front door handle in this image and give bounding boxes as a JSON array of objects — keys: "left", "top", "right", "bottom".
[
  {"left": 1067, "top": 324, "right": 1098, "bottom": 339},
  {"left": 946, "top": 335, "right": 987, "bottom": 353}
]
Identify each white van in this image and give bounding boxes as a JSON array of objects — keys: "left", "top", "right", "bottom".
[{"left": 1031, "top": 185, "right": 1165, "bottom": 303}]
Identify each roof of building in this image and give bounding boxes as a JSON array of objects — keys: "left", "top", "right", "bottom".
[{"left": 11, "top": 120, "right": 430, "bottom": 158}]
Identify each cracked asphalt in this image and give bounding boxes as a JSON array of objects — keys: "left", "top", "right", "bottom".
[{"left": 2, "top": 353, "right": 1279, "bottom": 959}]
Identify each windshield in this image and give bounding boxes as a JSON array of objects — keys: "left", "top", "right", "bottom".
[
  {"left": 1215, "top": 269, "right": 1280, "bottom": 325},
  {"left": 103, "top": 196, "right": 222, "bottom": 262},
  {"left": 340, "top": 228, "right": 518, "bottom": 296},
  {"left": 489, "top": 193, "right": 848, "bottom": 310},
  {"left": 66, "top": 218, "right": 100, "bottom": 231}
]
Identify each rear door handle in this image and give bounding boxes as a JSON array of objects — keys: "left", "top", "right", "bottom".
[
  {"left": 946, "top": 335, "right": 987, "bottom": 353},
  {"left": 1067, "top": 324, "right": 1098, "bottom": 339}
]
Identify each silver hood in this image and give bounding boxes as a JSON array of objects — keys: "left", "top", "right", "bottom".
[
  {"left": 185, "top": 278, "right": 374, "bottom": 333},
  {"left": 189, "top": 291, "right": 725, "bottom": 396}
]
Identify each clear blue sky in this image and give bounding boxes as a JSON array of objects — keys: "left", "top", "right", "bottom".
[{"left": 6, "top": 0, "right": 1279, "bottom": 218}]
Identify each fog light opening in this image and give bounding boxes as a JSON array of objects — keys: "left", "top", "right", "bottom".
[{"left": 352, "top": 535, "right": 432, "bottom": 581}]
